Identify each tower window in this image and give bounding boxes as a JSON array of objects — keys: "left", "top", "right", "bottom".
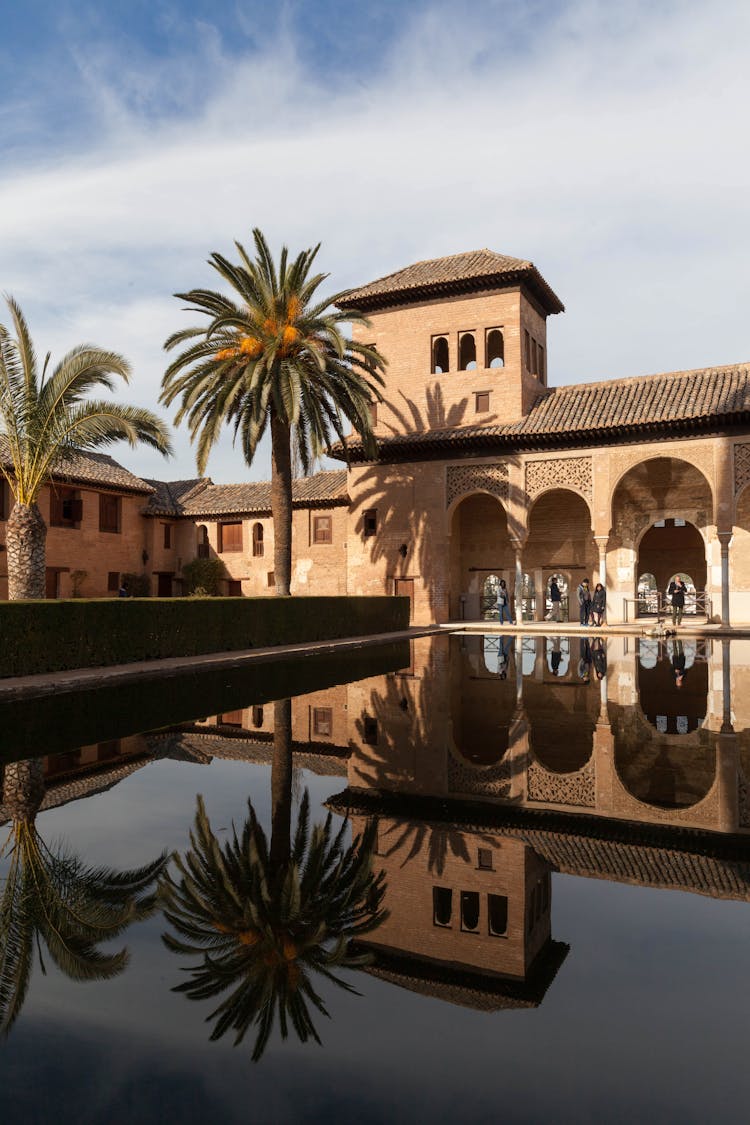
[
  {"left": 433, "top": 886, "right": 453, "bottom": 927},
  {"left": 458, "top": 332, "right": 477, "bottom": 371},
  {"left": 486, "top": 328, "right": 505, "bottom": 368},
  {"left": 488, "top": 894, "right": 508, "bottom": 937},
  {"left": 252, "top": 522, "right": 264, "bottom": 557},
  {"left": 313, "top": 515, "right": 332, "bottom": 544},
  {"left": 538, "top": 344, "right": 545, "bottom": 382},
  {"left": 431, "top": 335, "right": 449, "bottom": 374},
  {"left": 460, "top": 890, "right": 480, "bottom": 932},
  {"left": 219, "top": 521, "right": 243, "bottom": 552},
  {"left": 524, "top": 329, "right": 531, "bottom": 371}
]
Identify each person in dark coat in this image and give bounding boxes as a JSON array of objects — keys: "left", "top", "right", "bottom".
[
  {"left": 667, "top": 575, "right": 686, "bottom": 626},
  {"left": 591, "top": 582, "right": 606, "bottom": 626},
  {"left": 546, "top": 577, "right": 562, "bottom": 622},
  {"left": 671, "top": 638, "right": 687, "bottom": 687},
  {"left": 577, "top": 578, "right": 592, "bottom": 626},
  {"left": 592, "top": 638, "right": 607, "bottom": 679}
]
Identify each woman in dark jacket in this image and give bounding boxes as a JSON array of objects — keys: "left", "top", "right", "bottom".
[{"left": 591, "top": 582, "right": 606, "bottom": 626}]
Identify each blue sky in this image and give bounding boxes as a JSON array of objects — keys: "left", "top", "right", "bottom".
[{"left": 1, "top": 0, "right": 748, "bottom": 482}]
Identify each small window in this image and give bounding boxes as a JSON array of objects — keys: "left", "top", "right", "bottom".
[
  {"left": 369, "top": 400, "right": 378, "bottom": 428},
  {"left": 475, "top": 391, "right": 490, "bottom": 414},
  {"left": 163, "top": 523, "right": 172, "bottom": 549},
  {"left": 478, "top": 848, "right": 493, "bottom": 870},
  {"left": 219, "top": 710, "right": 244, "bottom": 727},
  {"left": 363, "top": 509, "right": 378, "bottom": 537},
  {"left": 524, "top": 329, "right": 531, "bottom": 371},
  {"left": 486, "top": 328, "right": 505, "bottom": 368},
  {"left": 460, "top": 890, "right": 480, "bottom": 932},
  {"left": 267, "top": 571, "right": 275, "bottom": 587},
  {"left": 538, "top": 344, "right": 545, "bottom": 382},
  {"left": 313, "top": 515, "right": 332, "bottom": 544},
  {"left": 432, "top": 335, "right": 449, "bottom": 374},
  {"left": 107, "top": 571, "right": 120, "bottom": 592},
  {"left": 197, "top": 526, "right": 210, "bottom": 558},
  {"left": 227, "top": 579, "right": 242, "bottom": 596},
  {"left": 252, "top": 522, "right": 264, "bottom": 557},
  {"left": 51, "top": 486, "right": 82, "bottom": 528},
  {"left": 458, "top": 332, "right": 477, "bottom": 371},
  {"left": 363, "top": 715, "right": 378, "bottom": 745},
  {"left": 219, "top": 522, "right": 243, "bottom": 552},
  {"left": 313, "top": 707, "right": 332, "bottom": 737},
  {"left": 488, "top": 894, "right": 508, "bottom": 937},
  {"left": 99, "top": 493, "right": 120, "bottom": 534},
  {"left": 251, "top": 705, "right": 264, "bottom": 728},
  {"left": 433, "top": 886, "right": 453, "bottom": 927},
  {"left": 531, "top": 338, "right": 538, "bottom": 375}
]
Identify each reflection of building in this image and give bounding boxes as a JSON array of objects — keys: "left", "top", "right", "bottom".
[
  {"left": 350, "top": 815, "right": 568, "bottom": 1010},
  {"left": 3, "top": 250, "right": 750, "bottom": 622}
]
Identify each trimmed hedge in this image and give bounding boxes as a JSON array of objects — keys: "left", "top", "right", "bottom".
[{"left": 0, "top": 596, "right": 410, "bottom": 679}]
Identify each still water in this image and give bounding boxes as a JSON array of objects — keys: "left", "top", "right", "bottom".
[{"left": 1, "top": 633, "right": 749, "bottom": 1124}]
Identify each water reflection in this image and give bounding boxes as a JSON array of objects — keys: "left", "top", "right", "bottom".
[
  {"left": 159, "top": 700, "right": 387, "bottom": 1060},
  {"left": 0, "top": 757, "right": 167, "bottom": 1035}
]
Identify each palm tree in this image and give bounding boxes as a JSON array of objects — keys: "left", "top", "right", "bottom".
[
  {"left": 160, "top": 699, "right": 387, "bottom": 1060},
  {"left": 0, "top": 756, "right": 169, "bottom": 1035},
  {"left": 0, "top": 298, "right": 173, "bottom": 599},
  {"left": 160, "top": 229, "right": 386, "bottom": 596}
]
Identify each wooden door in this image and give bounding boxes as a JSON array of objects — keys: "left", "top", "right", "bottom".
[{"left": 157, "top": 572, "right": 173, "bottom": 597}]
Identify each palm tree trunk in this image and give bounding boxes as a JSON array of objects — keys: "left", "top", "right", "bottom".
[
  {"left": 270, "top": 698, "right": 293, "bottom": 874},
  {"left": 270, "top": 412, "right": 293, "bottom": 597},
  {"left": 6, "top": 502, "right": 47, "bottom": 600},
  {"left": 2, "top": 757, "right": 45, "bottom": 822}
]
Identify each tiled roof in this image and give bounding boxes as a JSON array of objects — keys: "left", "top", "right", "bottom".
[
  {"left": 143, "top": 478, "right": 209, "bottom": 515},
  {"left": 178, "top": 469, "right": 349, "bottom": 517},
  {"left": 337, "top": 248, "right": 565, "bottom": 315},
  {"left": 332, "top": 362, "right": 750, "bottom": 462},
  {"left": 0, "top": 435, "right": 155, "bottom": 494}
]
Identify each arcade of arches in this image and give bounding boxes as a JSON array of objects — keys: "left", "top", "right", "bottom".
[{"left": 439, "top": 449, "right": 747, "bottom": 624}]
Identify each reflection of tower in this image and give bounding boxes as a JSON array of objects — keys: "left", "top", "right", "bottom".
[{"left": 350, "top": 815, "right": 568, "bottom": 1009}]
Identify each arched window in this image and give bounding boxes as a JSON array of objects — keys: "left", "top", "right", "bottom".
[
  {"left": 251, "top": 705, "right": 264, "bottom": 728},
  {"left": 432, "top": 336, "right": 449, "bottom": 374},
  {"left": 486, "top": 329, "right": 504, "bottom": 368},
  {"left": 637, "top": 572, "right": 658, "bottom": 615},
  {"left": 458, "top": 332, "right": 477, "bottom": 371},
  {"left": 252, "top": 522, "right": 264, "bottom": 557},
  {"left": 197, "top": 525, "right": 209, "bottom": 558}
]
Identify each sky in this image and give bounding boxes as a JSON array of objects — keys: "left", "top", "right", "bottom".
[{"left": 0, "top": 0, "right": 748, "bottom": 484}]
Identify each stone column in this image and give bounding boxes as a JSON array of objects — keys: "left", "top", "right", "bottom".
[
  {"left": 515, "top": 634, "right": 525, "bottom": 702},
  {"left": 718, "top": 532, "right": 732, "bottom": 626},
  {"left": 514, "top": 547, "right": 524, "bottom": 624}
]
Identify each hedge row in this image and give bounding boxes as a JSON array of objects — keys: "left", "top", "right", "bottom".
[{"left": 0, "top": 596, "right": 410, "bottom": 679}]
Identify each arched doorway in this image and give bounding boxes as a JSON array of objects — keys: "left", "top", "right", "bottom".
[
  {"left": 525, "top": 490, "right": 596, "bottom": 621},
  {"left": 611, "top": 457, "right": 713, "bottom": 621},
  {"left": 449, "top": 493, "right": 514, "bottom": 619}
]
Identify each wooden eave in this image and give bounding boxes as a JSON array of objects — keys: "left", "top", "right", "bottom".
[{"left": 338, "top": 269, "right": 565, "bottom": 317}]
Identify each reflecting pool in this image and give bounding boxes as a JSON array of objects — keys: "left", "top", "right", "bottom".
[{"left": 1, "top": 634, "right": 749, "bottom": 1123}]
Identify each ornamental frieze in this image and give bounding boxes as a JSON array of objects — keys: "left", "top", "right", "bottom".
[
  {"left": 526, "top": 759, "right": 596, "bottom": 807},
  {"left": 446, "top": 463, "right": 508, "bottom": 508},
  {"left": 448, "top": 753, "right": 511, "bottom": 797},
  {"left": 734, "top": 443, "right": 750, "bottom": 496},
  {"left": 525, "top": 456, "right": 592, "bottom": 502}
]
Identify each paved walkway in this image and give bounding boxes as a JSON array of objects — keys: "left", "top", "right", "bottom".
[
  {"left": 442, "top": 619, "right": 750, "bottom": 638},
  {"left": 0, "top": 625, "right": 446, "bottom": 702}
]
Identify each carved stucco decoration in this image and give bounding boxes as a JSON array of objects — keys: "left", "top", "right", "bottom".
[
  {"left": 739, "top": 770, "right": 750, "bottom": 828},
  {"left": 527, "top": 759, "right": 596, "bottom": 807},
  {"left": 525, "top": 456, "right": 592, "bottom": 503},
  {"left": 734, "top": 443, "right": 750, "bottom": 497},
  {"left": 448, "top": 752, "right": 511, "bottom": 797},
  {"left": 446, "top": 463, "right": 508, "bottom": 509},
  {"left": 611, "top": 443, "right": 715, "bottom": 502}
]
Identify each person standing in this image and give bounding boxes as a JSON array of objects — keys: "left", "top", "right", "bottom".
[
  {"left": 547, "top": 577, "right": 562, "bottom": 622},
  {"left": 577, "top": 578, "right": 592, "bottom": 626},
  {"left": 496, "top": 579, "right": 514, "bottom": 625},
  {"left": 591, "top": 582, "right": 606, "bottom": 626},
  {"left": 667, "top": 575, "right": 686, "bottom": 627}
]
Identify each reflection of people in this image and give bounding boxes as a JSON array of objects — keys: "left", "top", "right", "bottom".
[
  {"left": 496, "top": 579, "right": 514, "bottom": 625},
  {"left": 577, "top": 638, "right": 592, "bottom": 680},
  {"left": 672, "top": 638, "right": 687, "bottom": 687},
  {"left": 592, "top": 638, "right": 607, "bottom": 679},
  {"left": 550, "top": 636, "right": 562, "bottom": 676},
  {"left": 546, "top": 578, "right": 562, "bottom": 622},
  {"left": 591, "top": 583, "right": 606, "bottom": 626},
  {"left": 497, "top": 634, "right": 512, "bottom": 680},
  {"left": 577, "top": 578, "right": 592, "bottom": 625},
  {"left": 667, "top": 575, "right": 686, "bottom": 626}
]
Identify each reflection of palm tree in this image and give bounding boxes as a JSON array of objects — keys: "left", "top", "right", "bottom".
[
  {"left": 0, "top": 757, "right": 168, "bottom": 1035},
  {"left": 160, "top": 699, "right": 387, "bottom": 1060}
]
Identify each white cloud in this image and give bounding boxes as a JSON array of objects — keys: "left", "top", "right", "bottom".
[{"left": 0, "top": 0, "right": 748, "bottom": 482}]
